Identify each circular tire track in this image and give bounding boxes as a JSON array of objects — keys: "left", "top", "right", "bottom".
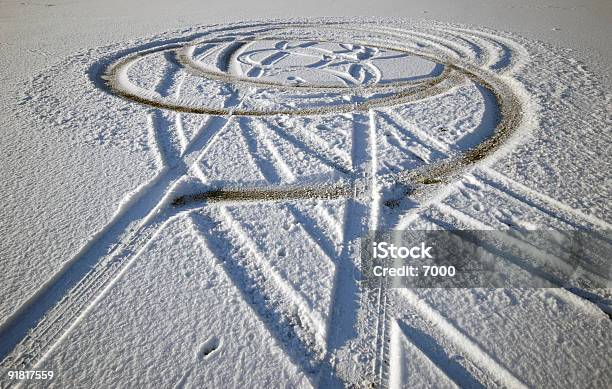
[{"left": 100, "top": 22, "right": 523, "bottom": 203}]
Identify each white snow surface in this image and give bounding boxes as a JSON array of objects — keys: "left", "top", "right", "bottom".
[{"left": 0, "top": 2, "right": 611, "bottom": 389}]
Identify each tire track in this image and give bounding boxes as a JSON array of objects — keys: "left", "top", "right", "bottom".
[
  {"left": 0, "top": 114, "right": 233, "bottom": 370},
  {"left": 431, "top": 202, "right": 610, "bottom": 311},
  {"left": 397, "top": 288, "right": 529, "bottom": 389},
  {"left": 478, "top": 166, "right": 612, "bottom": 230}
]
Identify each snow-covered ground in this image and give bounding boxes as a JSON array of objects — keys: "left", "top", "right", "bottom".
[{"left": 0, "top": 2, "right": 610, "bottom": 388}]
